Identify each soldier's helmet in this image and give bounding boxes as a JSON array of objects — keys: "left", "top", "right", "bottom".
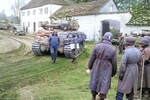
[
  {"left": 103, "top": 32, "right": 113, "bottom": 41},
  {"left": 140, "top": 38, "right": 149, "bottom": 46},
  {"left": 143, "top": 36, "right": 150, "bottom": 42}
]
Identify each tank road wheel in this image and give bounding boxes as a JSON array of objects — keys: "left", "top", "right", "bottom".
[
  {"left": 64, "top": 45, "right": 71, "bottom": 58},
  {"left": 71, "top": 49, "right": 78, "bottom": 58},
  {"left": 64, "top": 44, "right": 84, "bottom": 59},
  {"left": 32, "top": 42, "right": 43, "bottom": 56},
  {"left": 77, "top": 48, "right": 81, "bottom": 54},
  {"left": 80, "top": 45, "right": 84, "bottom": 52},
  {"left": 64, "top": 44, "right": 77, "bottom": 58}
]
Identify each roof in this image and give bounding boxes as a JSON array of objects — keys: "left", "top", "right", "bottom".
[
  {"left": 51, "top": 0, "right": 110, "bottom": 18},
  {"left": 20, "top": 0, "right": 76, "bottom": 10}
]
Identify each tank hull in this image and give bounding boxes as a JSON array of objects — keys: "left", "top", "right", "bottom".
[{"left": 32, "top": 31, "right": 86, "bottom": 59}]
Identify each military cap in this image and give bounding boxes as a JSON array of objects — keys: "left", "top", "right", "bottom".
[{"left": 125, "top": 36, "right": 136, "bottom": 45}]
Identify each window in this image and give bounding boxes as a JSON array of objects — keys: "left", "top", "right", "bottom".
[
  {"left": 44, "top": 7, "right": 48, "bottom": 14},
  {"left": 39, "top": 8, "right": 43, "bottom": 14},
  {"left": 38, "top": 21, "right": 42, "bottom": 27},
  {"left": 33, "top": 10, "right": 36, "bottom": 15},
  {"left": 27, "top": 11, "right": 30, "bottom": 16},
  {"left": 28, "top": 22, "right": 30, "bottom": 27},
  {"left": 22, "top": 12, "right": 25, "bottom": 16},
  {"left": 110, "top": 4, "right": 113, "bottom": 12}
]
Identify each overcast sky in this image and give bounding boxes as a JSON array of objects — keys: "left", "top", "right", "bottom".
[{"left": 0, "top": 0, "right": 31, "bottom": 16}]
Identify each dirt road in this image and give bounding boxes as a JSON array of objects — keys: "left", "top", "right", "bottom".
[{"left": 0, "top": 30, "right": 35, "bottom": 62}]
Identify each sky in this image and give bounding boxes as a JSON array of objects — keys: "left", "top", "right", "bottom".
[{"left": 0, "top": 0, "right": 31, "bottom": 16}]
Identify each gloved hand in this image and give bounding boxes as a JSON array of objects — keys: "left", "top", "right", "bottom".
[
  {"left": 111, "top": 67, "right": 117, "bottom": 77},
  {"left": 111, "top": 70, "right": 116, "bottom": 77},
  {"left": 119, "top": 76, "right": 124, "bottom": 81}
]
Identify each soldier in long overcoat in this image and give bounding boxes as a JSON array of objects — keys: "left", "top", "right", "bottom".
[
  {"left": 88, "top": 32, "right": 117, "bottom": 100},
  {"left": 139, "top": 37, "right": 150, "bottom": 97},
  {"left": 115, "top": 36, "right": 142, "bottom": 100}
]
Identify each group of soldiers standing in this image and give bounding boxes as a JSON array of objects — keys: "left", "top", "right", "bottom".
[{"left": 88, "top": 32, "right": 150, "bottom": 100}]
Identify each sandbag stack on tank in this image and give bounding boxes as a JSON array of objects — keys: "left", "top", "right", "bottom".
[
  {"left": 69, "top": 20, "right": 79, "bottom": 30},
  {"left": 35, "top": 36, "right": 49, "bottom": 45}
]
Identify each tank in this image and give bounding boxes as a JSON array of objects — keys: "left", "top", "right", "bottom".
[
  {"left": 0, "top": 20, "right": 11, "bottom": 30},
  {"left": 32, "top": 17, "right": 86, "bottom": 59}
]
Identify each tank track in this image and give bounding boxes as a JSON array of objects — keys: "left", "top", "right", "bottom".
[
  {"left": 64, "top": 44, "right": 84, "bottom": 58},
  {"left": 32, "top": 42, "right": 84, "bottom": 58},
  {"left": 32, "top": 42, "right": 43, "bottom": 56}
]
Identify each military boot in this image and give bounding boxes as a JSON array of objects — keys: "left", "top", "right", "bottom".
[
  {"left": 142, "top": 90, "right": 145, "bottom": 97},
  {"left": 51, "top": 53, "right": 54, "bottom": 63},
  {"left": 53, "top": 59, "right": 56, "bottom": 63},
  {"left": 91, "top": 91, "right": 98, "bottom": 100},
  {"left": 148, "top": 88, "right": 150, "bottom": 97},
  {"left": 53, "top": 54, "right": 57, "bottom": 63},
  {"left": 71, "top": 58, "right": 76, "bottom": 63}
]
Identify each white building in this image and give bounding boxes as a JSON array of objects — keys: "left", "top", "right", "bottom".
[
  {"left": 20, "top": 0, "right": 75, "bottom": 33},
  {"left": 21, "top": 0, "right": 138, "bottom": 42}
]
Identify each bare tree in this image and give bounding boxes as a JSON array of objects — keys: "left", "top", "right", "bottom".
[{"left": 10, "top": 0, "right": 26, "bottom": 24}]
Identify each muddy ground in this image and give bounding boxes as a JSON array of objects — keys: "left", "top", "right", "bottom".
[{"left": 0, "top": 30, "right": 35, "bottom": 62}]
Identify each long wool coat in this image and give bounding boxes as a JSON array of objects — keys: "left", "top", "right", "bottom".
[
  {"left": 117, "top": 46, "right": 141, "bottom": 94},
  {"left": 88, "top": 40, "right": 117, "bottom": 94},
  {"left": 140, "top": 46, "right": 150, "bottom": 88}
]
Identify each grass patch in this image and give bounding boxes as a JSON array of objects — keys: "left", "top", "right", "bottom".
[{"left": 0, "top": 41, "right": 123, "bottom": 100}]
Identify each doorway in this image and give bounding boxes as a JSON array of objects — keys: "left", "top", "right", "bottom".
[
  {"left": 101, "top": 19, "right": 120, "bottom": 38},
  {"left": 102, "top": 20, "right": 110, "bottom": 36}
]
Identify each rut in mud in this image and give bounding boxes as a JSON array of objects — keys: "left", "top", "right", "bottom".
[{"left": 0, "top": 30, "right": 35, "bottom": 62}]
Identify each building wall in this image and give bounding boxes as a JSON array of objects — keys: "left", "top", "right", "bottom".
[
  {"left": 74, "top": 12, "right": 132, "bottom": 42},
  {"left": 123, "top": 26, "right": 150, "bottom": 35},
  {"left": 73, "top": 15, "right": 96, "bottom": 41},
  {"left": 21, "top": 4, "right": 62, "bottom": 33},
  {"left": 100, "top": 0, "right": 118, "bottom": 13}
]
